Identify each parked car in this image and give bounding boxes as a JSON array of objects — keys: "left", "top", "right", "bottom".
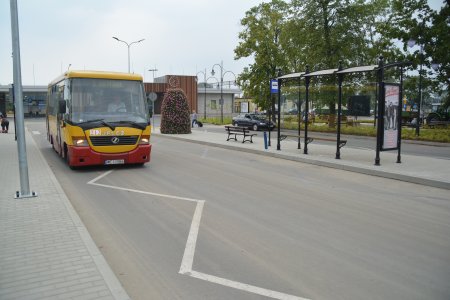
[
  {"left": 287, "top": 108, "right": 298, "bottom": 115},
  {"left": 232, "top": 113, "right": 275, "bottom": 131}
]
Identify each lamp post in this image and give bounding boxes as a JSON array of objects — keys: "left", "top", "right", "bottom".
[
  {"left": 148, "top": 68, "right": 158, "bottom": 82},
  {"left": 407, "top": 19, "right": 425, "bottom": 136},
  {"left": 211, "top": 61, "right": 236, "bottom": 124},
  {"left": 112, "top": 36, "right": 145, "bottom": 73},
  {"left": 196, "top": 69, "right": 207, "bottom": 119}
]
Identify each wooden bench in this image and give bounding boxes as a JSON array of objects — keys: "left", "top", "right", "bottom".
[
  {"left": 428, "top": 120, "right": 449, "bottom": 128},
  {"left": 225, "top": 126, "right": 257, "bottom": 143}
]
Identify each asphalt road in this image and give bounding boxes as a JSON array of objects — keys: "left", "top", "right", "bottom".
[{"left": 28, "top": 119, "right": 450, "bottom": 300}]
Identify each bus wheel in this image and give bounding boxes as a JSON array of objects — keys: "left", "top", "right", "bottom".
[{"left": 65, "top": 146, "right": 75, "bottom": 169}]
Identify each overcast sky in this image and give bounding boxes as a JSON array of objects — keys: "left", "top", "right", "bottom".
[
  {"left": 0, "top": 0, "right": 262, "bottom": 85},
  {"left": 1, "top": 0, "right": 444, "bottom": 86}
]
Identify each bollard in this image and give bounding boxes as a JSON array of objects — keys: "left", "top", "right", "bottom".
[{"left": 263, "top": 131, "right": 268, "bottom": 150}]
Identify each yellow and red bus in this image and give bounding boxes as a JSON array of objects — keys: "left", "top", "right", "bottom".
[{"left": 46, "top": 70, "right": 151, "bottom": 168}]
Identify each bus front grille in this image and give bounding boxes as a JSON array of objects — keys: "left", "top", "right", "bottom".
[{"left": 89, "top": 136, "right": 139, "bottom": 146}]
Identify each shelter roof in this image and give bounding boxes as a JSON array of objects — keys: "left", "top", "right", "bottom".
[
  {"left": 337, "top": 65, "right": 378, "bottom": 74},
  {"left": 277, "top": 72, "right": 305, "bottom": 80}
]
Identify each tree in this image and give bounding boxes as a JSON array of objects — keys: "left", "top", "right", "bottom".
[
  {"left": 382, "top": 0, "right": 449, "bottom": 108},
  {"left": 235, "top": 0, "right": 391, "bottom": 118},
  {"left": 234, "top": 0, "right": 290, "bottom": 111},
  {"left": 429, "top": 3, "right": 450, "bottom": 109}
]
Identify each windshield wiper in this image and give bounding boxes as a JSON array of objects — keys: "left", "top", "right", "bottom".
[
  {"left": 76, "top": 119, "right": 116, "bottom": 130},
  {"left": 115, "top": 121, "right": 146, "bottom": 130}
]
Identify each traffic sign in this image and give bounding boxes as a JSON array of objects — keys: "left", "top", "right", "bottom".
[
  {"left": 148, "top": 92, "right": 157, "bottom": 102},
  {"left": 270, "top": 80, "right": 278, "bottom": 94}
]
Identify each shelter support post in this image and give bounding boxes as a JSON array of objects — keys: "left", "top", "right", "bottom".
[
  {"left": 397, "top": 66, "right": 404, "bottom": 163},
  {"left": 276, "top": 69, "right": 282, "bottom": 150},
  {"left": 375, "top": 56, "right": 384, "bottom": 166},
  {"left": 297, "top": 77, "right": 301, "bottom": 149},
  {"left": 336, "top": 61, "right": 344, "bottom": 159},
  {"left": 303, "top": 66, "right": 310, "bottom": 154}
]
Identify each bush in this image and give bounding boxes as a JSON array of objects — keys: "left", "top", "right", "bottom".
[{"left": 160, "top": 88, "right": 191, "bottom": 134}]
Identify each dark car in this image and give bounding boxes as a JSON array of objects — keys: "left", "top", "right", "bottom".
[
  {"left": 232, "top": 113, "right": 275, "bottom": 131},
  {"left": 287, "top": 108, "right": 298, "bottom": 115}
]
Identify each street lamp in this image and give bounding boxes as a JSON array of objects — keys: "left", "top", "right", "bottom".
[
  {"left": 197, "top": 70, "right": 219, "bottom": 119},
  {"left": 211, "top": 61, "right": 236, "bottom": 123},
  {"left": 197, "top": 69, "right": 207, "bottom": 119},
  {"left": 112, "top": 36, "right": 145, "bottom": 73},
  {"left": 408, "top": 38, "right": 424, "bottom": 136},
  {"left": 148, "top": 68, "right": 158, "bottom": 82}
]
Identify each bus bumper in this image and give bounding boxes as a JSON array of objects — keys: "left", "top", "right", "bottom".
[{"left": 67, "top": 144, "right": 151, "bottom": 167}]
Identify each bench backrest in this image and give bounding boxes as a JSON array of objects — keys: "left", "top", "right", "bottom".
[{"left": 225, "top": 126, "right": 249, "bottom": 133}]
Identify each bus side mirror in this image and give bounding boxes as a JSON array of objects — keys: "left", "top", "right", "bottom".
[{"left": 58, "top": 100, "right": 66, "bottom": 114}]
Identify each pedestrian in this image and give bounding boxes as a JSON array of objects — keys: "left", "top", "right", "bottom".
[
  {"left": 1, "top": 114, "right": 9, "bottom": 133},
  {"left": 192, "top": 110, "right": 198, "bottom": 127}
]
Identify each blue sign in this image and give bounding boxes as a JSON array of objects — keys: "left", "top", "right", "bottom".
[{"left": 270, "top": 80, "right": 278, "bottom": 94}]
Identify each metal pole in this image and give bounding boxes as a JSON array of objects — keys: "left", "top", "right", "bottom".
[
  {"left": 220, "top": 61, "right": 224, "bottom": 124},
  {"left": 268, "top": 72, "right": 272, "bottom": 147},
  {"left": 276, "top": 69, "right": 282, "bottom": 150},
  {"left": 297, "top": 76, "right": 301, "bottom": 149},
  {"left": 304, "top": 65, "right": 310, "bottom": 154},
  {"left": 416, "top": 48, "right": 423, "bottom": 136},
  {"left": 375, "top": 56, "right": 384, "bottom": 166},
  {"left": 397, "top": 65, "right": 404, "bottom": 163},
  {"left": 336, "top": 61, "right": 343, "bottom": 159},
  {"left": 152, "top": 100, "right": 154, "bottom": 133},
  {"left": 127, "top": 45, "right": 130, "bottom": 73},
  {"left": 10, "top": 0, "right": 35, "bottom": 198},
  {"left": 204, "top": 72, "right": 207, "bottom": 119}
]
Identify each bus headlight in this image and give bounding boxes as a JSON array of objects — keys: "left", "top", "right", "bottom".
[
  {"left": 72, "top": 136, "right": 89, "bottom": 147},
  {"left": 139, "top": 135, "right": 150, "bottom": 145}
]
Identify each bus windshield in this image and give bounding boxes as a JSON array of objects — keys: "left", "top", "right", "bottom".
[{"left": 69, "top": 78, "right": 149, "bottom": 124}]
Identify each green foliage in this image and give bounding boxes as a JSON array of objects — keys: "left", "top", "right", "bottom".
[
  {"left": 235, "top": 0, "right": 449, "bottom": 113},
  {"left": 234, "top": 0, "right": 290, "bottom": 111},
  {"left": 160, "top": 89, "right": 191, "bottom": 134}
]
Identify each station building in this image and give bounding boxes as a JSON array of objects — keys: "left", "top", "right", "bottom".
[
  {"left": 0, "top": 85, "right": 47, "bottom": 117},
  {"left": 0, "top": 74, "right": 243, "bottom": 119}
]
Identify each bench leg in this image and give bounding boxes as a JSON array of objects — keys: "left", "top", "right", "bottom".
[{"left": 226, "top": 133, "right": 238, "bottom": 141}]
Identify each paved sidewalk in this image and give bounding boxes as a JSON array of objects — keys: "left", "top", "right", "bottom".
[
  {"left": 154, "top": 125, "right": 450, "bottom": 190},
  {"left": 0, "top": 129, "right": 129, "bottom": 300}
]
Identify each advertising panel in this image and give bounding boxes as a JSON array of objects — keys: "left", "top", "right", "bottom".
[
  {"left": 382, "top": 84, "right": 400, "bottom": 150},
  {"left": 240, "top": 101, "right": 249, "bottom": 113}
]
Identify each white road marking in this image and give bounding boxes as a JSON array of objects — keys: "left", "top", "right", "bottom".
[
  {"left": 88, "top": 170, "right": 114, "bottom": 184},
  {"left": 32, "top": 130, "right": 41, "bottom": 135},
  {"left": 188, "top": 271, "right": 310, "bottom": 300},
  {"left": 88, "top": 170, "right": 309, "bottom": 300},
  {"left": 179, "top": 200, "right": 205, "bottom": 274}
]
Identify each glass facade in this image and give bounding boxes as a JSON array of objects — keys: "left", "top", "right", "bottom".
[{"left": 0, "top": 85, "right": 47, "bottom": 117}]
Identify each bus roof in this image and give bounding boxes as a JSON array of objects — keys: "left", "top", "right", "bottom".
[{"left": 48, "top": 70, "right": 143, "bottom": 86}]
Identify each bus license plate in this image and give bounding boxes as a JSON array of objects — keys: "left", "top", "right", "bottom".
[{"left": 105, "top": 159, "right": 125, "bottom": 165}]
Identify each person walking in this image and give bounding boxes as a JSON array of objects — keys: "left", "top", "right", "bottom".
[
  {"left": 1, "top": 114, "right": 9, "bottom": 133},
  {"left": 191, "top": 110, "right": 198, "bottom": 127}
]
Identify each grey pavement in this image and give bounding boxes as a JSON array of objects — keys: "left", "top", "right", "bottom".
[
  {"left": 0, "top": 121, "right": 448, "bottom": 300},
  {"left": 0, "top": 126, "right": 130, "bottom": 300}
]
